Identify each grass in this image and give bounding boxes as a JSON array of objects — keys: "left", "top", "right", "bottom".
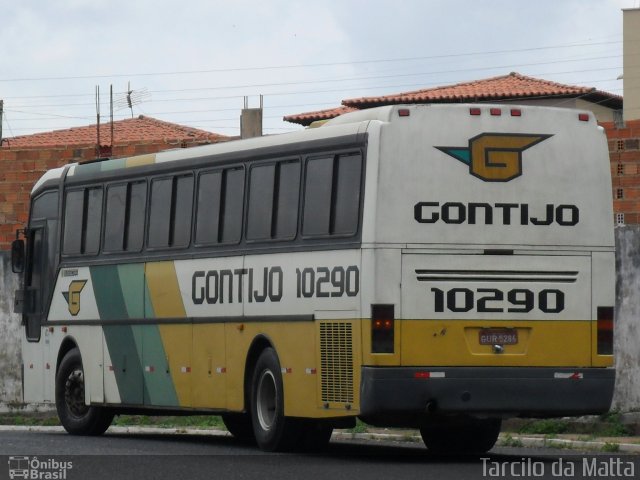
[
  {"left": 345, "top": 418, "right": 368, "bottom": 434},
  {"left": 0, "top": 413, "right": 59, "bottom": 426},
  {"left": 111, "top": 415, "right": 225, "bottom": 429},
  {"left": 500, "top": 433, "right": 524, "bottom": 448},
  {"left": 601, "top": 442, "right": 620, "bottom": 453},
  {"left": 517, "top": 419, "right": 570, "bottom": 435},
  {"left": 506, "top": 412, "right": 633, "bottom": 438}
]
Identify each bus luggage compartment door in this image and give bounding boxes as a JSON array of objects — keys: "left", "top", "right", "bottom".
[{"left": 400, "top": 253, "right": 592, "bottom": 367}]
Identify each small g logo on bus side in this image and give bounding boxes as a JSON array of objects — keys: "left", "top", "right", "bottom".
[
  {"left": 62, "top": 280, "right": 87, "bottom": 316},
  {"left": 436, "top": 133, "right": 552, "bottom": 182}
]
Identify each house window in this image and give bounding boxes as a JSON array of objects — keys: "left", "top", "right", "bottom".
[
  {"left": 616, "top": 188, "right": 624, "bottom": 199},
  {"left": 616, "top": 213, "right": 625, "bottom": 225},
  {"left": 617, "top": 140, "right": 625, "bottom": 152},
  {"left": 617, "top": 163, "right": 624, "bottom": 176}
]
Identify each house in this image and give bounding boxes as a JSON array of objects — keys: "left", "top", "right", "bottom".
[{"left": 0, "top": 116, "right": 229, "bottom": 249}]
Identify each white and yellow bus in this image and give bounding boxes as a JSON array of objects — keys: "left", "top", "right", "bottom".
[{"left": 12, "top": 104, "right": 615, "bottom": 453}]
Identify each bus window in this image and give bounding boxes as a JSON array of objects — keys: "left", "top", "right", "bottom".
[
  {"left": 302, "top": 153, "right": 362, "bottom": 237},
  {"left": 195, "top": 167, "right": 244, "bottom": 245},
  {"left": 247, "top": 159, "right": 300, "bottom": 241},
  {"left": 274, "top": 160, "right": 300, "bottom": 239},
  {"left": 333, "top": 153, "right": 362, "bottom": 235},
  {"left": 148, "top": 175, "right": 193, "bottom": 249},
  {"left": 247, "top": 164, "right": 275, "bottom": 240},
  {"left": 62, "top": 187, "right": 103, "bottom": 255},
  {"left": 303, "top": 156, "right": 333, "bottom": 236},
  {"left": 104, "top": 181, "right": 147, "bottom": 252}
]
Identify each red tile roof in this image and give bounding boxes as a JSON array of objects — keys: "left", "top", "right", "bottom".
[
  {"left": 343, "top": 72, "right": 622, "bottom": 107},
  {"left": 283, "top": 105, "right": 358, "bottom": 127},
  {"left": 283, "top": 72, "right": 622, "bottom": 125},
  {"left": 1, "top": 115, "right": 229, "bottom": 149}
]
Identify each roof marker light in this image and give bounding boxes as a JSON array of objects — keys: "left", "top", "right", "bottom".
[
  {"left": 469, "top": 108, "right": 481, "bottom": 116},
  {"left": 578, "top": 113, "right": 590, "bottom": 122},
  {"left": 490, "top": 108, "right": 502, "bottom": 116},
  {"left": 510, "top": 109, "right": 522, "bottom": 117},
  {"left": 398, "top": 108, "right": 410, "bottom": 117}
]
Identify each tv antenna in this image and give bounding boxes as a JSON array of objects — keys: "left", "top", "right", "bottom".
[{"left": 114, "top": 82, "right": 150, "bottom": 118}]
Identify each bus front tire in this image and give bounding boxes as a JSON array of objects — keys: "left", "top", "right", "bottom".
[
  {"left": 55, "top": 348, "right": 114, "bottom": 436},
  {"left": 420, "top": 417, "right": 501, "bottom": 455},
  {"left": 250, "top": 348, "right": 301, "bottom": 451}
]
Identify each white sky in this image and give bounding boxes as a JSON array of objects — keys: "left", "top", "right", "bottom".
[{"left": 0, "top": 0, "right": 638, "bottom": 139}]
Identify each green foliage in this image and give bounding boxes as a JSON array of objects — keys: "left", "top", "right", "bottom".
[
  {"left": 518, "top": 419, "right": 570, "bottom": 435},
  {"left": 501, "top": 433, "right": 523, "bottom": 448},
  {"left": 111, "top": 415, "right": 224, "bottom": 429},
  {"left": 601, "top": 442, "right": 620, "bottom": 453},
  {"left": 346, "top": 418, "right": 368, "bottom": 434}
]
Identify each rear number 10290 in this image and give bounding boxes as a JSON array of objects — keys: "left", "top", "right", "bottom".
[{"left": 430, "top": 287, "right": 565, "bottom": 314}]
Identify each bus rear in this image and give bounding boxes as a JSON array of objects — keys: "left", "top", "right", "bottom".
[{"left": 340, "top": 104, "right": 615, "bottom": 449}]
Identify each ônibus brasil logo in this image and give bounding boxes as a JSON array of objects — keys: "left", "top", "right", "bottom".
[{"left": 436, "top": 133, "right": 552, "bottom": 182}]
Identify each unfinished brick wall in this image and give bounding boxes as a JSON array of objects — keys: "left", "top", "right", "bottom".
[
  {"left": 0, "top": 139, "right": 215, "bottom": 250},
  {"left": 602, "top": 119, "right": 640, "bottom": 225}
]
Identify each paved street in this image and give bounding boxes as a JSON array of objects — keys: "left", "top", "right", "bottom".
[{"left": 1, "top": 429, "right": 638, "bottom": 480}]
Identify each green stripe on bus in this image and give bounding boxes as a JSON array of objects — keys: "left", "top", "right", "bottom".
[
  {"left": 117, "top": 263, "right": 145, "bottom": 319},
  {"left": 72, "top": 162, "right": 102, "bottom": 178},
  {"left": 100, "top": 159, "right": 126, "bottom": 171},
  {"left": 90, "top": 265, "right": 128, "bottom": 320},
  {"left": 103, "top": 325, "right": 147, "bottom": 405},
  {"left": 141, "top": 325, "right": 179, "bottom": 406}
]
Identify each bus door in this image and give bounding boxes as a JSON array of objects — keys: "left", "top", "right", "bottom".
[{"left": 17, "top": 190, "right": 59, "bottom": 402}]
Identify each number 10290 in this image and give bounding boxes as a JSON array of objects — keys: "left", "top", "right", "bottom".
[{"left": 430, "top": 287, "right": 565, "bottom": 314}]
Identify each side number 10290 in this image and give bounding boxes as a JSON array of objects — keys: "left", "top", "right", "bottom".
[{"left": 431, "top": 287, "right": 564, "bottom": 314}]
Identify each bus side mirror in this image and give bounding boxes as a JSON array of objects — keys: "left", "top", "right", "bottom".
[{"left": 11, "top": 239, "right": 25, "bottom": 273}]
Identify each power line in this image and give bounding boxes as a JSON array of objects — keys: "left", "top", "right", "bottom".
[
  {"left": 5, "top": 55, "right": 624, "bottom": 111},
  {"left": 0, "top": 40, "right": 621, "bottom": 84}
]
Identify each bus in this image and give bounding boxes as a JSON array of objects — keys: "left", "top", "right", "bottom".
[{"left": 11, "top": 104, "right": 615, "bottom": 453}]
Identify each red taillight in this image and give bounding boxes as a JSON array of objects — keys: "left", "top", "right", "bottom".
[
  {"left": 371, "top": 304, "right": 394, "bottom": 353},
  {"left": 510, "top": 109, "right": 522, "bottom": 117},
  {"left": 597, "top": 306, "right": 614, "bottom": 355},
  {"left": 490, "top": 108, "right": 502, "bottom": 116},
  {"left": 579, "top": 113, "right": 590, "bottom": 122},
  {"left": 469, "top": 108, "right": 481, "bottom": 116},
  {"left": 398, "top": 108, "right": 410, "bottom": 117}
]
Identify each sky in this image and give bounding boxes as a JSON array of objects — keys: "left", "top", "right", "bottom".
[{"left": 0, "top": 0, "right": 638, "bottom": 139}]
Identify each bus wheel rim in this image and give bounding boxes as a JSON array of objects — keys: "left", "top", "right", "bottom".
[
  {"left": 64, "top": 368, "right": 88, "bottom": 417},
  {"left": 256, "top": 370, "right": 277, "bottom": 431}
]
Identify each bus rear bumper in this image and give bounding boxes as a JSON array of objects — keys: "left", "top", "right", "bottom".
[{"left": 359, "top": 366, "right": 615, "bottom": 418}]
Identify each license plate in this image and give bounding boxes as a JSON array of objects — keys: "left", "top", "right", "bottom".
[{"left": 479, "top": 329, "right": 518, "bottom": 345}]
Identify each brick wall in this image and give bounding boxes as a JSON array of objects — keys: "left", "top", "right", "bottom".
[
  {"left": 602, "top": 119, "right": 640, "bottom": 225},
  {"left": 0, "top": 139, "right": 214, "bottom": 250}
]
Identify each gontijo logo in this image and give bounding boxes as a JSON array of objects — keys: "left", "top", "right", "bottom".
[
  {"left": 62, "top": 280, "right": 87, "bottom": 316},
  {"left": 436, "top": 133, "right": 552, "bottom": 182}
]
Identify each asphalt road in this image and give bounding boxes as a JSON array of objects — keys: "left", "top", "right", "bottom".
[{"left": 1, "top": 429, "right": 638, "bottom": 480}]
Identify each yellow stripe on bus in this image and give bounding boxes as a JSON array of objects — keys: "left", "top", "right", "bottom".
[
  {"left": 145, "top": 262, "right": 186, "bottom": 318},
  {"left": 125, "top": 154, "right": 156, "bottom": 168}
]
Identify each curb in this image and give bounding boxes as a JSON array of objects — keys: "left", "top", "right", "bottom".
[{"left": 500, "top": 434, "right": 640, "bottom": 454}]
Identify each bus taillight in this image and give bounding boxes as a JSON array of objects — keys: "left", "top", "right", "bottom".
[
  {"left": 372, "top": 304, "right": 394, "bottom": 353},
  {"left": 597, "top": 306, "right": 614, "bottom": 355}
]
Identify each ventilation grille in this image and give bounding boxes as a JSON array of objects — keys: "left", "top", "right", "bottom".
[{"left": 320, "top": 322, "right": 354, "bottom": 404}]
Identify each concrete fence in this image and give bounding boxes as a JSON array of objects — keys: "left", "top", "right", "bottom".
[{"left": 0, "top": 228, "right": 639, "bottom": 411}]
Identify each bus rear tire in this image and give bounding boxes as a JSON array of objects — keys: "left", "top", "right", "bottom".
[
  {"left": 420, "top": 417, "right": 501, "bottom": 455},
  {"left": 222, "top": 412, "right": 255, "bottom": 443},
  {"left": 55, "top": 348, "right": 114, "bottom": 436},
  {"left": 250, "top": 347, "right": 301, "bottom": 451}
]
